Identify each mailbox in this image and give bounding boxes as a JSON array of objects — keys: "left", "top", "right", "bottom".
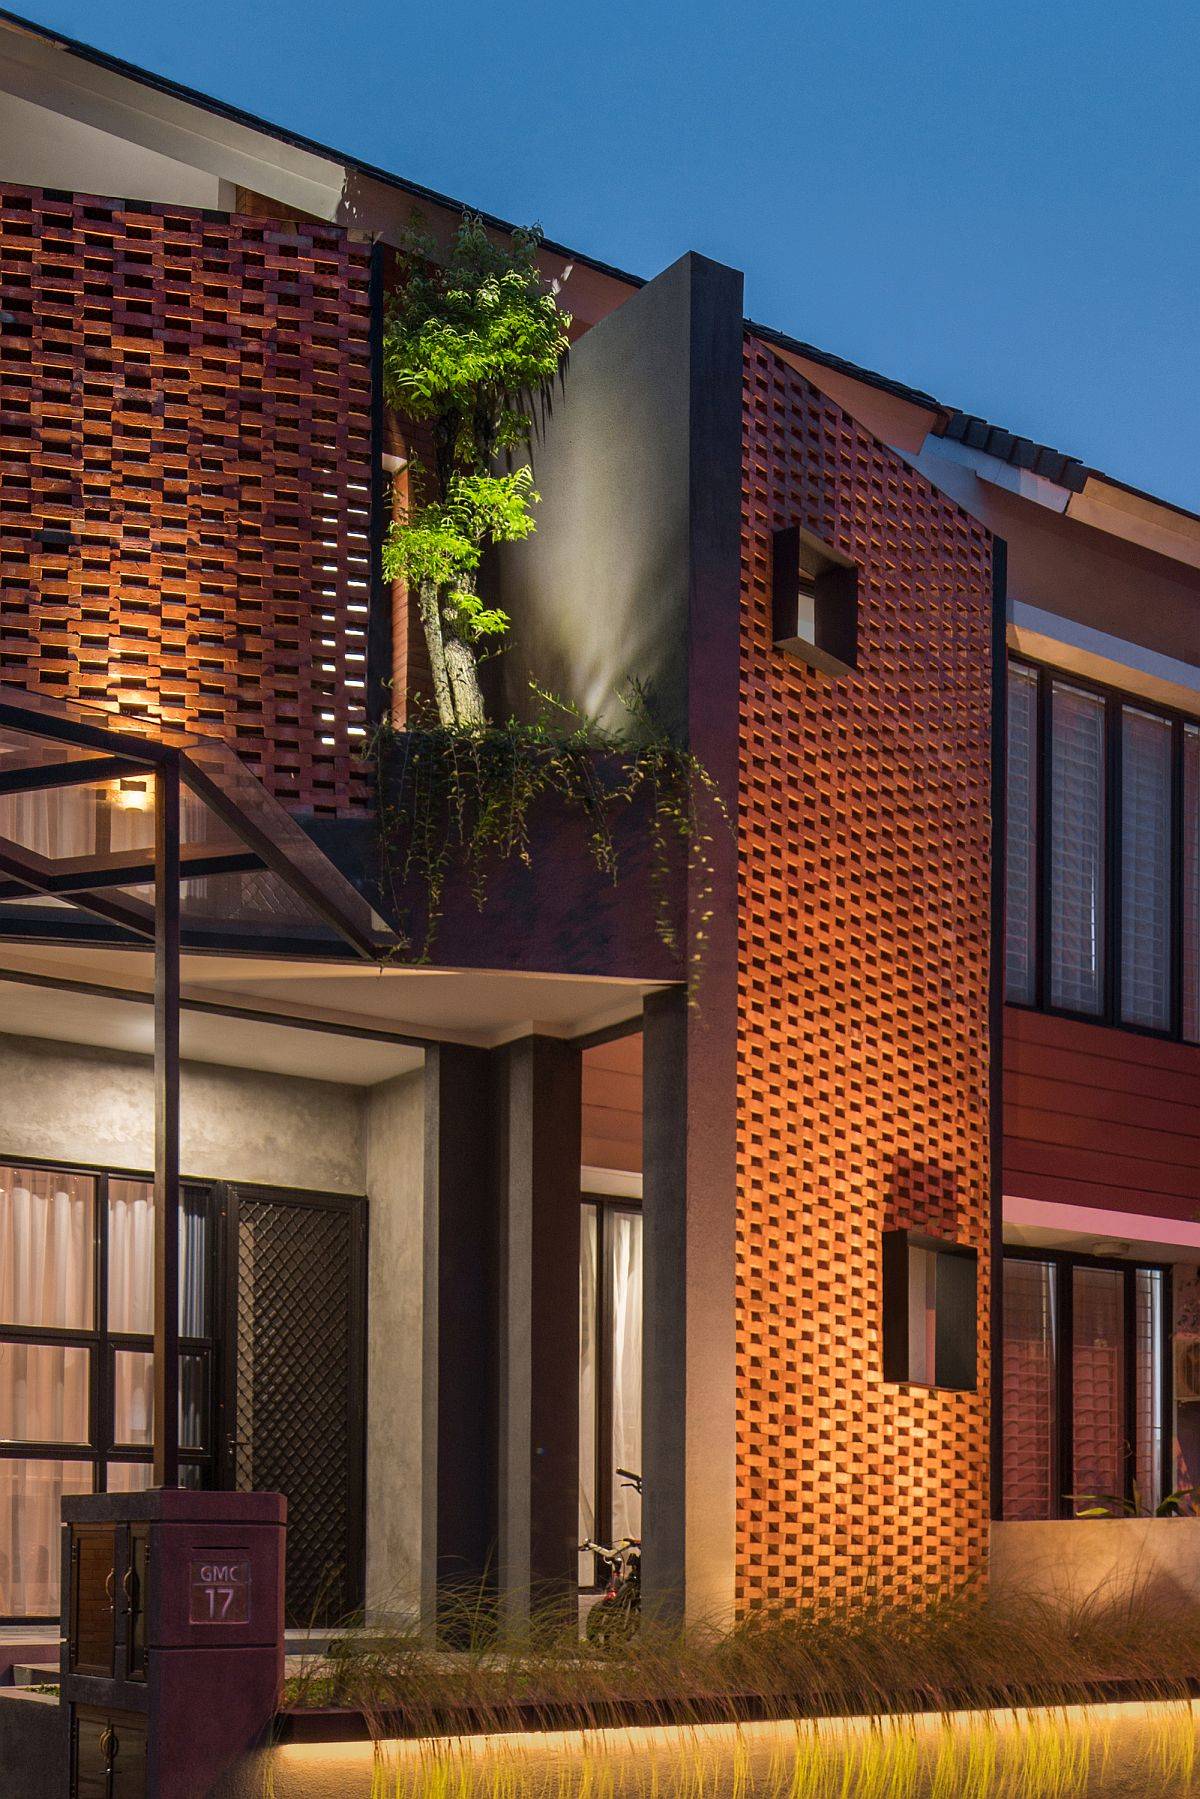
[
  {"left": 62, "top": 1489, "right": 285, "bottom": 1799},
  {"left": 72, "top": 1705, "right": 147, "bottom": 1799},
  {"left": 68, "top": 1527, "right": 118, "bottom": 1678}
]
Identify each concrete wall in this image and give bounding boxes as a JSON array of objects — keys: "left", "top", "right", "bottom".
[
  {"left": 0, "top": 1032, "right": 366, "bottom": 1194},
  {"left": 0, "top": 86, "right": 222, "bottom": 206},
  {"left": 0, "top": 1034, "right": 437, "bottom": 1615},
  {"left": 363, "top": 1067, "right": 426, "bottom": 1617},
  {"left": 493, "top": 253, "right": 703, "bottom": 740},
  {"left": 991, "top": 1518, "right": 1200, "bottom": 1611},
  {"left": 0, "top": 1692, "right": 66, "bottom": 1799}
]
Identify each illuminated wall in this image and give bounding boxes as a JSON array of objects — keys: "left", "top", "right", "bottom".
[
  {"left": 0, "top": 183, "right": 374, "bottom": 814},
  {"left": 736, "top": 338, "right": 995, "bottom": 1607}
]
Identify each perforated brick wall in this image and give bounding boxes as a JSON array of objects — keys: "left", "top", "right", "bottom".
[
  {"left": 0, "top": 184, "right": 373, "bottom": 814},
  {"left": 737, "top": 337, "right": 994, "bottom": 1608}
]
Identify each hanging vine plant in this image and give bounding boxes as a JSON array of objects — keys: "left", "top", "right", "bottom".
[
  {"left": 377, "top": 215, "right": 728, "bottom": 987},
  {"left": 372, "top": 685, "right": 726, "bottom": 987}
]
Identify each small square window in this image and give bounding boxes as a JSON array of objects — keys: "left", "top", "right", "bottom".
[
  {"left": 882, "top": 1230, "right": 977, "bottom": 1391},
  {"left": 771, "top": 525, "right": 858, "bottom": 674}
]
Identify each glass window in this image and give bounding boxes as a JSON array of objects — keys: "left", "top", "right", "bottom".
[
  {"left": 113, "top": 1350, "right": 154, "bottom": 1448},
  {"left": 0, "top": 1162, "right": 214, "bottom": 1619},
  {"left": 0, "top": 1168, "right": 95, "bottom": 1329},
  {"left": 1121, "top": 708, "right": 1173, "bottom": 1030},
  {"left": 1050, "top": 682, "right": 1107, "bottom": 1015},
  {"left": 1001, "top": 1259, "right": 1057, "bottom": 1520},
  {"left": 180, "top": 1354, "right": 206, "bottom": 1453},
  {"left": 882, "top": 1234, "right": 977, "bottom": 1390},
  {"left": 0, "top": 1459, "right": 93, "bottom": 1616},
  {"left": 1185, "top": 725, "right": 1200, "bottom": 1044},
  {"left": 1072, "top": 1265, "right": 1125, "bottom": 1505},
  {"left": 609, "top": 1210, "right": 643, "bottom": 1547},
  {"left": 1003, "top": 1254, "right": 1169, "bottom": 1520},
  {"left": 578, "top": 1199, "right": 642, "bottom": 1582},
  {"left": 578, "top": 1204, "right": 598, "bottom": 1586},
  {"left": 0, "top": 1344, "right": 89, "bottom": 1446},
  {"left": 108, "top": 1179, "right": 155, "bottom": 1335},
  {"left": 1008, "top": 661, "right": 1196, "bottom": 1039},
  {"left": 1005, "top": 662, "right": 1039, "bottom": 1004},
  {"left": 907, "top": 1245, "right": 938, "bottom": 1387},
  {"left": 109, "top": 1181, "right": 207, "bottom": 1336},
  {"left": 105, "top": 1461, "right": 154, "bottom": 1494},
  {"left": 111, "top": 1351, "right": 208, "bottom": 1453},
  {"left": 1134, "top": 1268, "right": 1164, "bottom": 1512}
]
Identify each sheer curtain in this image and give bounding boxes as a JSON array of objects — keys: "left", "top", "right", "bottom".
[
  {"left": 0, "top": 1171, "right": 93, "bottom": 1328},
  {"left": 0, "top": 1460, "right": 92, "bottom": 1615},
  {"left": 609, "top": 1211, "right": 642, "bottom": 1543},
  {"left": 0, "top": 1168, "right": 207, "bottom": 1616},
  {"left": 0, "top": 1169, "right": 95, "bottom": 1616},
  {"left": 578, "top": 1206, "right": 598, "bottom": 1583}
]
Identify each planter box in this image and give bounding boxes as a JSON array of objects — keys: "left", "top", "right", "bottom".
[
  {"left": 368, "top": 741, "right": 689, "bottom": 981},
  {"left": 991, "top": 1517, "right": 1200, "bottom": 1611}
]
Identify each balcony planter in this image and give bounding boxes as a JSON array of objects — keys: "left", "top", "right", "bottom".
[{"left": 369, "top": 722, "right": 722, "bottom": 984}]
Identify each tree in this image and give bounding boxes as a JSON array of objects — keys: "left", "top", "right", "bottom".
[{"left": 382, "top": 215, "right": 570, "bottom": 727}]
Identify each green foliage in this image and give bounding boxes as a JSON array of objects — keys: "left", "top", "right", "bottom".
[
  {"left": 382, "top": 468, "right": 539, "bottom": 646},
  {"left": 371, "top": 683, "right": 724, "bottom": 988},
  {"left": 286, "top": 1582, "right": 1200, "bottom": 1799},
  {"left": 381, "top": 213, "right": 571, "bottom": 724},
  {"left": 383, "top": 214, "right": 570, "bottom": 471},
  {"left": 1069, "top": 1484, "right": 1200, "bottom": 1519}
]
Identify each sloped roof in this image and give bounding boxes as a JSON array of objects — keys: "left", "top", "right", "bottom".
[{"left": 2, "top": 3, "right": 1195, "bottom": 530}]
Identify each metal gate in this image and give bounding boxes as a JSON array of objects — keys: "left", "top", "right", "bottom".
[{"left": 221, "top": 1186, "right": 366, "bottom": 1626}]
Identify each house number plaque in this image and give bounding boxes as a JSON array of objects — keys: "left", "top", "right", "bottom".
[{"left": 189, "top": 1556, "right": 251, "bottom": 1623}]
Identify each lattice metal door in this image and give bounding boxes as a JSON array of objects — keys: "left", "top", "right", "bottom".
[{"left": 222, "top": 1187, "right": 366, "bottom": 1626}]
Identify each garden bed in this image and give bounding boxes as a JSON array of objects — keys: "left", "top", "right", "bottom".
[{"left": 277, "top": 1588, "right": 1200, "bottom": 1745}]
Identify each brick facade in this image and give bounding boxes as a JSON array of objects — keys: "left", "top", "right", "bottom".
[
  {"left": 0, "top": 183, "right": 373, "bottom": 814},
  {"left": 737, "top": 337, "right": 994, "bottom": 1607}
]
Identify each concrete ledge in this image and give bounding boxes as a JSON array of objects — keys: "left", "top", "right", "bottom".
[
  {"left": 0, "top": 1690, "right": 67, "bottom": 1799},
  {"left": 992, "top": 1518, "right": 1200, "bottom": 1611}
]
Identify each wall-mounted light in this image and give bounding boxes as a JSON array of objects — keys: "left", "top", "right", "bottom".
[{"left": 111, "top": 777, "right": 151, "bottom": 813}]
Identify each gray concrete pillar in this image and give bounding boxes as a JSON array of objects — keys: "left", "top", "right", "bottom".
[
  {"left": 422, "top": 1043, "right": 499, "bottom": 1639},
  {"left": 497, "top": 1035, "right": 582, "bottom": 1630},
  {"left": 642, "top": 985, "right": 737, "bottom": 1627}
]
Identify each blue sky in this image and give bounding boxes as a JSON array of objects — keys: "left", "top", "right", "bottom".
[{"left": 21, "top": 0, "right": 1200, "bottom": 509}]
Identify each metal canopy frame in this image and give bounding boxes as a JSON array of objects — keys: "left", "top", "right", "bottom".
[{"left": 0, "top": 685, "right": 388, "bottom": 1485}]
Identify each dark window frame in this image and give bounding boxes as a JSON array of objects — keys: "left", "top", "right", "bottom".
[
  {"left": 1000, "top": 1246, "right": 1173, "bottom": 1521},
  {"left": 0, "top": 1153, "right": 216, "bottom": 1621},
  {"left": 580, "top": 1192, "right": 642, "bottom": 1590},
  {"left": 0, "top": 1151, "right": 368, "bottom": 1625},
  {"left": 881, "top": 1229, "right": 979, "bottom": 1392},
  {"left": 1007, "top": 653, "right": 1197, "bottom": 1043}
]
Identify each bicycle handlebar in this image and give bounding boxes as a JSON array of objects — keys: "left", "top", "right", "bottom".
[{"left": 579, "top": 1536, "right": 640, "bottom": 1557}]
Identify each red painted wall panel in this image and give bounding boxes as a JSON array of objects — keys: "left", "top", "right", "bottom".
[
  {"left": 1002, "top": 1007, "right": 1200, "bottom": 1219},
  {"left": 0, "top": 183, "right": 374, "bottom": 814}
]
